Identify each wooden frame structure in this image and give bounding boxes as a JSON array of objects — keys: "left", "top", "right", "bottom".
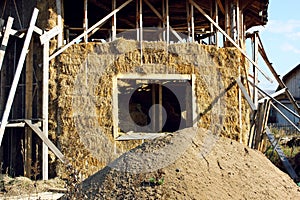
[{"left": 3, "top": 0, "right": 300, "bottom": 182}]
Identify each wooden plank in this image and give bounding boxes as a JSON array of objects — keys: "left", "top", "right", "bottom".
[
  {"left": 24, "top": 120, "right": 65, "bottom": 163},
  {"left": 216, "top": 0, "right": 225, "bottom": 14},
  {"left": 0, "top": 17, "right": 14, "bottom": 71},
  {"left": 250, "top": 81, "right": 300, "bottom": 120},
  {"left": 112, "top": 76, "right": 119, "bottom": 139},
  {"left": 49, "top": 0, "right": 133, "bottom": 60},
  {"left": 257, "top": 33, "right": 300, "bottom": 115},
  {"left": 191, "top": 3, "right": 194, "bottom": 42},
  {"left": 0, "top": 8, "right": 39, "bottom": 146},
  {"left": 39, "top": 26, "right": 60, "bottom": 44},
  {"left": 166, "top": 0, "right": 169, "bottom": 43},
  {"left": 265, "top": 127, "right": 299, "bottom": 181},
  {"left": 236, "top": 78, "right": 257, "bottom": 111},
  {"left": 116, "top": 132, "right": 167, "bottom": 140},
  {"left": 258, "top": 88, "right": 286, "bottom": 103},
  {"left": 56, "top": 0, "right": 63, "bottom": 47},
  {"left": 270, "top": 102, "right": 300, "bottom": 133},
  {"left": 84, "top": 0, "right": 88, "bottom": 43},
  {"left": 42, "top": 40, "right": 49, "bottom": 180},
  {"left": 252, "top": 32, "right": 259, "bottom": 107},
  {"left": 112, "top": 0, "right": 116, "bottom": 41},
  {"left": 117, "top": 73, "right": 191, "bottom": 80},
  {"left": 24, "top": 40, "right": 34, "bottom": 178},
  {"left": 189, "top": 0, "right": 273, "bottom": 83},
  {"left": 152, "top": 84, "right": 156, "bottom": 131}
]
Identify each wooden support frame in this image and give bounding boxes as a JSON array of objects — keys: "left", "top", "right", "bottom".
[
  {"left": 24, "top": 120, "right": 65, "bottom": 163},
  {"left": 256, "top": 33, "right": 300, "bottom": 115},
  {"left": 189, "top": 0, "right": 273, "bottom": 83},
  {"left": 49, "top": 0, "right": 133, "bottom": 60},
  {"left": 0, "top": 8, "right": 39, "bottom": 146}
]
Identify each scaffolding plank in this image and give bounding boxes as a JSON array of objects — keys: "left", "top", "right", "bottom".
[
  {"left": 0, "top": 17, "right": 14, "bottom": 71},
  {"left": 236, "top": 78, "right": 257, "bottom": 111},
  {"left": 116, "top": 132, "right": 167, "bottom": 140},
  {"left": 24, "top": 120, "right": 65, "bottom": 163},
  {"left": 265, "top": 127, "right": 299, "bottom": 181},
  {"left": 0, "top": 8, "right": 39, "bottom": 146}
]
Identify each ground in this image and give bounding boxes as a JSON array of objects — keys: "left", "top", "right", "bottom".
[{"left": 1, "top": 127, "right": 300, "bottom": 199}]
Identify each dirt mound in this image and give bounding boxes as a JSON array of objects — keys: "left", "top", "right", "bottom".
[{"left": 68, "top": 127, "right": 300, "bottom": 199}]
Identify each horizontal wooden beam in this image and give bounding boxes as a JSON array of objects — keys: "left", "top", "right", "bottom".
[{"left": 117, "top": 73, "right": 191, "bottom": 80}]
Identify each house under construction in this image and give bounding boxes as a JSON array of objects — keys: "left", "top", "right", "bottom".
[{"left": 0, "top": 0, "right": 299, "bottom": 182}]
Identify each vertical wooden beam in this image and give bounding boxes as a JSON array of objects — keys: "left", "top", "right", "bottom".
[
  {"left": 83, "top": 0, "right": 88, "bottom": 43},
  {"left": 158, "top": 84, "right": 163, "bottom": 131},
  {"left": 186, "top": 1, "right": 191, "bottom": 41},
  {"left": 166, "top": 0, "right": 169, "bottom": 43},
  {"left": 0, "top": 8, "right": 39, "bottom": 146},
  {"left": 112, "top": 76, "right": 118, "bottom": 139},
  {"left": 0, "top": 17, "right": 14, "bottom": 71},
  {"left": 224, "top": 0, "right": 229, "bottom": 46},
  {"left": 152, "top": 84, "right": 156, "bottom": 131},
  {"left": 42, "top": 40, "right": 49, "bottom": 180},
  {"left": 192, "top": 74, "right": 197, "bottom": 127},
  {"left": 112, "top": 0, "right": 117, "bottom": 41},
  {"left": 136, "top": 0, "right": 139, "bottom": 41},
  {"left": 209, "top": 0, "right": 213, "bottom": 44},
  {"left": 139, "top": 0, "right": 143, "bottom": 65},
  {"left": 252, "top": 32, "right": 259, "bottom": 107},
  {"left": 24, "top": 40, "right": 33, "bottom": 178},
  {"left": 162, "top": 0, "right": 165, "bottom": 41},
  {"left": 238, "top": 66, "right": 242, "bottom": 143},
  {"left": 236, "top": 0, "right": 240, "bottom": 46},
  {"left": 56, "top": 0, "right": 63, "bottom": 47},
  {"left": 215, "top": 0, "right": 219, "bottom": 46},
  {"left": 191, "top": 3, "right": 194, "bottom": 42}
]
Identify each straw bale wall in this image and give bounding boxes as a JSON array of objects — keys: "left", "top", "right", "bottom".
[{"left": 49, "top": 39, "right": 250, "bottom": 178}]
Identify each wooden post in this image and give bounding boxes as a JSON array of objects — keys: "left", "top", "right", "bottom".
[
  {"left": 136, "top": 0, "right": 139, "bottom": 41},
  {"left": 139, "top": 0, "right": 143, "bottom": 65},
  {"left": 166, "top": 0, "right": 169, "bottom": 43},
  {"left": 209, "top": 0, "right": 213, "bottom": 45},
  {"left": 24, "top": 40, "right": 33, "bottom": 178},
  {"left": 252, "top": 32, "right": 259, "bottom": 107},
  {"left": 191, "top": 3, "right": 194, "bottom": 42},
  {"left": 186, "top": 1, "right": 191, "bottom": 41},
  {"left": 0, "top": 8, "right": 39, "bottom": 146},
  {"left": 152, "top": 84, "right": 156, "bottom": 132},
  {"left": 112, "top": 0, "right": 116, "bottom": 41},
  {"left": 83, "top": 0, "right": 88, "bottom": 43},
  {"left": 42, "top": 40, "right": 49, "bottom": 180},
  {"left": 236, "top": 0, "right": 240, "bottom": 46},
  {"left": 158, "top": 84, "right": 163, "bottom": 131},
  {"left": 215, "top": 0, "right": 219, "bottom": 46},
  {"left": 56, "top": 0, "right": 63, "bottom": 47},
  {"left": 224, "top": 0, "right": 230, "bottom": 46}
]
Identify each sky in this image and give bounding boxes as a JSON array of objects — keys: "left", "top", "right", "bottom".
[{"left": 248, "top": 1, "right": 300, "bottom": 90}]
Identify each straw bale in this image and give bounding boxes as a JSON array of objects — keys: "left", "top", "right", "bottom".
[{"left": 49, "top": 39, "right": 250, "bottom": 178}]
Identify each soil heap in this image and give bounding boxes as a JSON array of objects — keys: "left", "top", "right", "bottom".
[{"left": 66, "top": 127, "right": 300, "bottom": 199}]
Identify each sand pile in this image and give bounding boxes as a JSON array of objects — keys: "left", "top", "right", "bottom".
[{"left": 66, "top": 127, "right": 300, "bottom": 199}]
